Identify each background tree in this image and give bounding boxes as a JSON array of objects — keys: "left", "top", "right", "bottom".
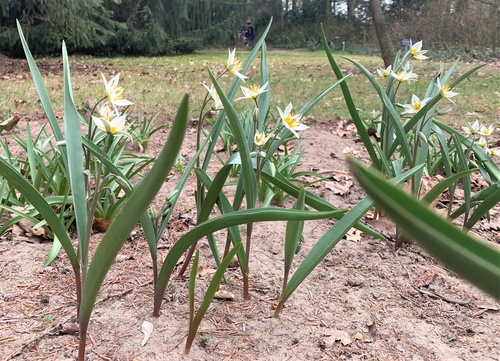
[
  {"left": 369, "top": 0, "right": 394, "bottom": 67},
  {"left": 0, "top": 0, "right": 498, "bottom": 57}
]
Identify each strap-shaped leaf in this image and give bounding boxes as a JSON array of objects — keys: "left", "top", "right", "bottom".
[
  {"left": 349, "top": 158, "right": 500, "bottom": 300},
  {"left": 79, "top": 95, "right": 189, "bottom": 351}
]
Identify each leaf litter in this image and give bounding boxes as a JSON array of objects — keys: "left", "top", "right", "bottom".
[{"left": 0, "top": 58, "right": 499, "bottom": 360}]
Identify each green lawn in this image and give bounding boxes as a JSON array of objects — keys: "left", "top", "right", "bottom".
[{"left": 2, "top": 49, "right": 499, "bottom": 127}]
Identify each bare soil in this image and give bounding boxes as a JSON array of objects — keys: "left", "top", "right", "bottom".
[{"left": 0, "top": 57, "right": 499, "bottom": 361}]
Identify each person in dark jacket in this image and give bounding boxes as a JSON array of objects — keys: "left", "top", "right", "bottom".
[{"left": 245, "top": 20, "right": 255, "bottom": 46}]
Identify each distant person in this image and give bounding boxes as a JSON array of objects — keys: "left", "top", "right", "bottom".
[{"left": 245, "top": 20, "right": 255, "bottom": 47}]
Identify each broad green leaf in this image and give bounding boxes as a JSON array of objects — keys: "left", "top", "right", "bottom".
[
  {"left": 153, "top": 207, "right": 345, "bottom": 315},
  {"left": 283, "top": 189, "right": 305, "bottom": 287},
  {"left": 451, "top": 182, "right": 500, "bottom": 220},
  {"left": 277, "top": 196, "right": 374, "bottom": 311},
  {"left": 320, "top": 24, "right": 380, "bottom": 170},
  {"left": 452, "top": 134, "right": 472, "bottom": 225},
  {"left": 421, "top": 170, "right": 476, "bottom": 205},
  {"left": 210, "top": 70, "right": 257, "bottom": 210},
  {"left": 201, "top": 19, "right": 273, "bottom": 172},
  {"left": 342, "top": 56, "right": 413, "bottom": 167},
  {"left": 79, "top": 95, "right": 189, "bottom": 344},
  {"left": 62, "top": 43, "right": 88, "bottom": 267},
  {"left": 275, "top": 163, "right": 427, "bottom": 312},
  {"left": 0, "top": 159, "right": 78, "bottom": 268},
  {"left": 16, "top": 21, "right": 66, "bottom": 160},
  {"left": 44, "top": 236, "right": 63, "bottom": 267},
  {"left": 465, "top": 188, "right": 500, "bottom": 230},
  {"left": 434, "top": 120, "right": 500, "bottom": 183},
  {"left": 349, "top": 158, "right": 500, "bottom": 300}
]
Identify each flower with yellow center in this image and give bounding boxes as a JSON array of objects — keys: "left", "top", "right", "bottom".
[
  {"left": 376, "top": 65, "right": 392, "bottom": 77},
  {"left": 237, "top": 82, "right": 269, "bottom": 100},
  {"left": 478, "top": 124, "right": 495, "bottom": 136},
  {"left": 254, "top": 130, "right": 270, "bottom": 147},
  {"left": 101, "top": 73, "right": 133, "bottom": 108},
  {"left": 277, "top": 103, "right": 309, "bottom": 139},
  {"left": 91, "top": 102, "right": 130, "bottom": 139},
  {"left": 436, "top": 79, "right": 459, "bottom": 100},
  {"left": 202, "top": 83, "right": 224, "bottom": 110},
  {"left": 402, "top": 94, "right": 428, "bottom": 115},
  {"left": 462, "top": 120, "right": 481, "bottom": 135},
  {"left": 390, "top": 69, "right": 417, "bottom": 83},
  {"left": 410, "top": 40, "right": 428, "bottom": 60},
  {"left": 476, "top": 137, "right": 488, "bottom": 148},
  {"left": 226, "top": 48, "right": 248, "bottom": 82},
  {"left": 488, "top": 148, "right": 499, "bottom": 157}
]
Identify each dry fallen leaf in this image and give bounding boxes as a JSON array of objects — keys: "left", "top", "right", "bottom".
[
  {"left": 324, "top": 180, "right": 353, "bottom": 195},
  {"left": 352, "top": 332, "right": 363, "bottom": 340},
  {"left": 413, "top": 267, "right": 438, "bottom": 288},
  {"left": 0, "top": 113, "right": 20, "bottom": 134},
  {"left": 141, "top": 321, "right": 154, "bottom": 347},
  {"left": 214, "top": 290, "right": 234, "bottom": 300},
  {"left": 197, "top": 265, "right": 216, "bottom": 277},
  {"left": 345, "top": 229, "right": 363, "bottom": 242},
  {"left": 92, "top": 218, "right": 112, "bottom": 233}
]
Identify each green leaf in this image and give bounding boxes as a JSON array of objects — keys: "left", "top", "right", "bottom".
[
  {"left": 465, "top": 187, "right": 500, "bottom": 230},
  {"left": 349, "top": 158, "right": 500, "bottom": 300},
  {"left": 0, "top": 159, "right": 78, "bottom": 268},
  {"left": 434, "top": 120, "right": 499, "bottom": 183},
  {"left": 62, "top": 43, "right": 88, "bottom": 267},
  {"left": 201, "top": 20, "right": 273, "bottom": 172},
  {"left": 154, "top": 207, "right": 345, "bottom": 315},
  {"left": 275, "top": 164, "right": 426, "bottom": 312},
  {"left": 283, "top": 189, "right": 305, "bottom": 284},
  {"left": 342, "top": 56, "right": 413, "bottom": 167},
  {"left": 44, "top": 236, "right": 63, "bottom": 267},
  {"left": 16, "top": 21, "right": 66, "bottom": 157},
  {"left": 320, "top": 24, "right": 380, "bottom": 170},
  {"left": 79, "top": 95, "right": 189, "bottom": 341},
  {"left": 452, "top": 134, "right": 472, "bottom": 225},
  {"left": 421, "top": 170, "right": 476, "bottom": 205},
  {"left": 184, "top": 244, "right": 242, "bottom": 354},
  {"left": 278, "top": 196, "right": 374, "bottom": 309},
  {"left": 210, "top": 71, "right": 257, "bottom": 210}
]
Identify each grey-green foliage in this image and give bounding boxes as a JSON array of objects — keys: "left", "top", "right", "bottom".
[
  {"left": 0, "top": 0, "right": 497, "bottom": 56},
  {"left": 0, "top": 0, "right": 118, "bottom": 56}
]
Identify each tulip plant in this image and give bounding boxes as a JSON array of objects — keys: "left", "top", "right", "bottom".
[
  {"left": 3, "top": 20, "right": 378, "bottom": 358},
  {"left": 167, "top": 20, "right": 398, "bottom": 325},
  {"left": 6, "top": 18, "right": 497, "bottom": 359},
  {"left": 349, "top": 158, "right": 500, "bottom": 301},
  {"left": 321, "top": 24, "right": 499, "bottom": 247},
  {"left": 6, "top": 22, "right": 190, "bottom": 360}
]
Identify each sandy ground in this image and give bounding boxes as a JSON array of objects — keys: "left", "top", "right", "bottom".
[{"left": 0, "top": 56, "right": 499, "bottom": 361}]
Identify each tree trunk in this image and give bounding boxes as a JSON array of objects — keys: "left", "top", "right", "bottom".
[
  {"left": 369, "top": 0, "right": 395, "bottom": 67},
  {"left": 346, "top": 0, "right": 356, "bottom": 17},
  {"left": 274, "top": 0, "right": 283, "bottom": 25},
  {"left": 322, "top": 0, "right": 331, "bottom": 18}
]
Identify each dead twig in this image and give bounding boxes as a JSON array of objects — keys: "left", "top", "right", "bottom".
[{"left": 411, "top": 285, "right": 470, "bottom": 306}]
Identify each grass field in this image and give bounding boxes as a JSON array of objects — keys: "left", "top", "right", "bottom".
[{"left": 2, "top": 48, "right": 499, "bottom": 127}]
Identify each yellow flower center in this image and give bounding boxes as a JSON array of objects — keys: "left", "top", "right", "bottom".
[
  {"left": 255, "top": 133, "right": 266, "bottom": 145},
  {"left": 284, "top": 114, "right": 298, "bottom": 129},
  {"left": 412, "top": 102, "right": 422, "bottom": 111},
  {"left": 228, "top": 57, "right": 243, "bottom": 73}
]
